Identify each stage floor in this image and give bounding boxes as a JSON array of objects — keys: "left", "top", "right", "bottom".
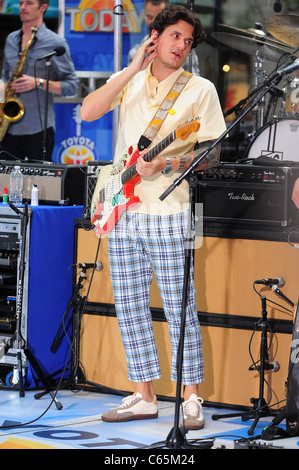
[{"left": 0, "top": 387, "right": 297, "bottom": 451}]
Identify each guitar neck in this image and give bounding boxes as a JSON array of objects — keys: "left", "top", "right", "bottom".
[{"left": 122, "top": 130, "right": 176, "bottom": 184}]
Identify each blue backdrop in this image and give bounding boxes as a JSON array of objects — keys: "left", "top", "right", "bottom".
[{"left": 25, "top": 205, "right": 83, "bottom": 388}]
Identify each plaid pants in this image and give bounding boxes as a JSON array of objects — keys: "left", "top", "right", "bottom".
[{"left": 107, "top": 211, "right": 204, "bottom": 385}]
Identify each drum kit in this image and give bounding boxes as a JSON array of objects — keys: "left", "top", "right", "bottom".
[{"left": 212, "top": 15, "right": 299, "bottom": 162}]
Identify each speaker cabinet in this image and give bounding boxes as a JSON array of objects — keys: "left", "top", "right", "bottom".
[
  {"left": 79, "top": 310, "right": 291, "bottom": 407},
  {"left": 75, "top": 227, "right": 298, "bottom": 407},
  {"left": 194, "top": 236, "right": 299, "bottom": 321},
  {"left": 0, "top": 162, "right": 86, "bottom": 205}
]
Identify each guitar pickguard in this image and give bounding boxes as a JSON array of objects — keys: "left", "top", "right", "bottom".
[{"left": 91, "top": 145, "right": 139, "bottom": 235}]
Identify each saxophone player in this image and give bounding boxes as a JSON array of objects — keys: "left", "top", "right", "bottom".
[{"left": 0, "top": 0, "right": 78, "bottom": 161}]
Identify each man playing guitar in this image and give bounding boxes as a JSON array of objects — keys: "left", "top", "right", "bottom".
[{"left": 81, "top": 4, "right": 226, "bottom": 430}]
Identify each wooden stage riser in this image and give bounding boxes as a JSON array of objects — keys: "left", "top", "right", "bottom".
[{"left": 75, "top": 228, "right": 298, "bottom": 406}]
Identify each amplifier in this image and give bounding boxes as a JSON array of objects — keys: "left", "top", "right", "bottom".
[
  {"left": 197, "top": 163, "right": 299, "bottom": 227},
  {"left": 0, "top": 161, "right": 86, "bottom": 205}
]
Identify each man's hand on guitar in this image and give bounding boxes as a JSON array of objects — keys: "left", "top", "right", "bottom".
[{"left": 136, "top": 154, "right": 165, "bottom": 176}]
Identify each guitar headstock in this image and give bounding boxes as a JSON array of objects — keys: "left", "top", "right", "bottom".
[{"left": 175, "top": 118, "right": 200, "bottom": 140}]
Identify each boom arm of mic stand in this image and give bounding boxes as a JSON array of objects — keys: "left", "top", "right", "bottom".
[
  {"left": 159, "top": 75, "right": 283, "bottom": 202},
  {"left": 42, "top": 60, "right": 51, "bottom": 161}
]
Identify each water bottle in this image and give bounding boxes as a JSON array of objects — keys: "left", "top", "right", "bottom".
[
  {"left": 31, "top": 184, "right": 39, "bottom": 206},
  {"left": 9, "top": 166, "right": 23, "bottom": 205}
]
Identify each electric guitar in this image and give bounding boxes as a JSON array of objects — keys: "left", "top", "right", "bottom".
[{"left": 90, "top": 118, "right": 200, "bottom": 235}]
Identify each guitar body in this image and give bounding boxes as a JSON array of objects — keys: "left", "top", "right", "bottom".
[
  {"left": 91, "top": 144, "right": 140, "bottom": 235},
  {"left": 90, "top": 118, "right": 200, "bottom": 235}
]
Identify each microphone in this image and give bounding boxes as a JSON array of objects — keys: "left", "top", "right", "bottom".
[
  {"left": 271, "top": 58, "right": 299, "bottom": 80},
  {"left": 267, "top": 361, "right": 280, "bottom": 372},
  {"left": 273, "top": 0, "right": 282, "bottom": 12},
  {"left": 249, "top": 360, "right": 280, "bottom": 372},
  {"left": 271, "top": 284, "right": 294, "bottom": 307},
  {"left": 78, "top": 261, "right": 103, "bottom": 271},
  {"left": 37, "top": 46, "right": 66, "bottom": 61},
  {"left": 255, "top": 276, "right": 285, "bottom": 287}
]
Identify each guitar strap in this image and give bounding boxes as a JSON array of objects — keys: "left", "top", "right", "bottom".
[{"left": 138, "top": 70, "right": 193, "bottom": 151}]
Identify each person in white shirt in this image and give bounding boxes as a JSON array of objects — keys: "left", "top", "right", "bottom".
[{"left": 81, "top": 4, "right": 226, "bottom": 430}]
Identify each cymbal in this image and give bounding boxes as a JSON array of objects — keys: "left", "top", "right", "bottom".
[
  {"left": 215, "top": 23, "right": 289, "bottom": 46},
  {"left": 216, "top": 23, "right": 265, "bottom": 37},
  {"left": 211, "top": 31, "right": 291, "bottom": 62},
  {"left": 265, "top": 15, "right": 299, "bottom": 47}
]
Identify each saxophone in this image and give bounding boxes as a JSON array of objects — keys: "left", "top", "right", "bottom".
[{"left": 0, "top": 26, "right": 39, "bottom": 143}]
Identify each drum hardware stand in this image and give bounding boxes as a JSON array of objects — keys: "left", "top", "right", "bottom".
[
  {"left": 223, "top": 107, "right": 244, "bottom": 162},
  {"left": 265, "top": 87, "right": 284, "bottom": 122},
  {"left": 224, "top": 58, "right": 272, "bottom": 158},
  {"left": 212, "top": 295, "right": 280, "bottom": 436},
  {"left": 252, "top": 52, "right": 267, "bottom": 132},
  {"left": 149, "top": 70, "right": 288, "bottom": 449},
  {"left": 5, "top": 203, "right": 63, "bottom": 409}
]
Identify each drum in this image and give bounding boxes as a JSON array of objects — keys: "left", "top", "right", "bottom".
[{"left": 245, "top": 119, "right": 299, "bottom": 162}]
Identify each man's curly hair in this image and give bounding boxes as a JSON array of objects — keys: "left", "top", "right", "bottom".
[{"left": 148, "top": 4, "right": 206, "bottom": 49}]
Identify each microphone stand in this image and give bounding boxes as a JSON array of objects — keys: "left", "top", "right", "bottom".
[
  {"left": 154, "top": 70, "right": 286, "bottom": 448},
  {"left": 35, "top": 264, "right": 121, "bottom": 402},
  {"left": 151, "top": 174, "right": 212, "bottom": 450},
  {"left": 212, "top": 295, "right": 280, "bottom": 435},
  {"left": 42, "top": 59, "right": 51, "bottom": 161}
]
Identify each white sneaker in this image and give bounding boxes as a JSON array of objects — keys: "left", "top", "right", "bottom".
[
  {"left": 181, "top": 393, "right": 205, "bottom": 430},
  {"left": 101, "top": 392, "right": 158, "bottom": 422}
]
